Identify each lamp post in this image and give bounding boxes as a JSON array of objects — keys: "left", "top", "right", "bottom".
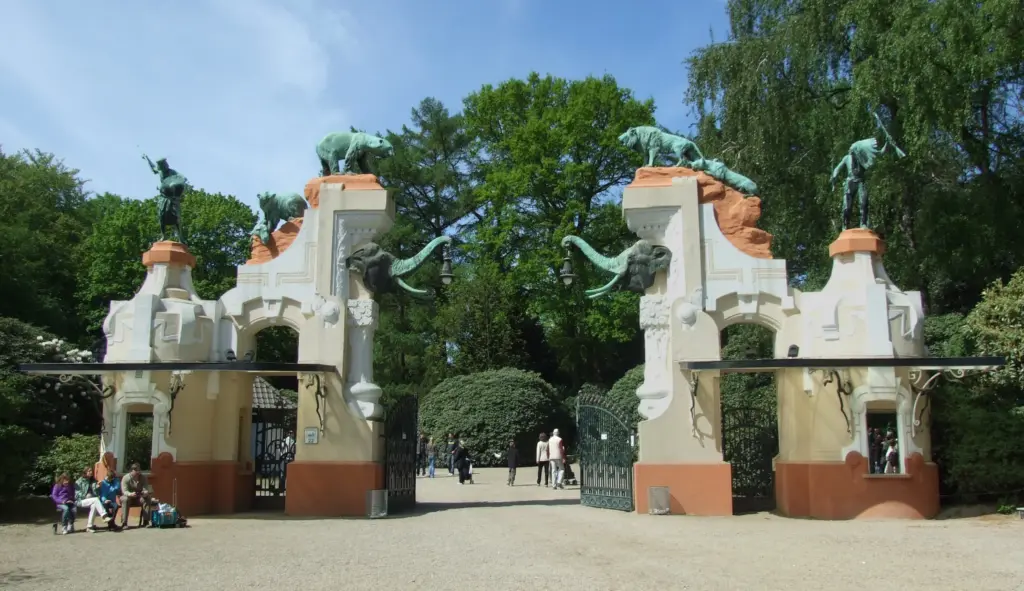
[
  {"left": 440, "top": 244, "right": 455, "bottom": 286},
  {"left": 559, "top": 250, "right": 576, "bottom": 286}
]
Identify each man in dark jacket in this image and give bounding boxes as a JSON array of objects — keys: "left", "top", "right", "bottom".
[
  {"left": 506, "top": 440, "right": 518, "bottom": 486},
  {"left": 416, "top": 433, "right": 427, "bottom": 476},
  {"left": 446, "top": 433, "right": 456, "bottom": 475},
  {"left": 453, "top": 440, "right": 470, "bottom": 484}
]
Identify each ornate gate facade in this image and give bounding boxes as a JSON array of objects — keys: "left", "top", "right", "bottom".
[
  {"left": 251, "top": 379, "right": 297, "bottom": 511},
  {"left": 721, "top": 406, "right": 779, "bottom": 514},
  {"left": 577, "top": 392, "right": 635, "bottom": 512},
  {"left": 384, "top": 395, "right": 418, "bottom": 514}
]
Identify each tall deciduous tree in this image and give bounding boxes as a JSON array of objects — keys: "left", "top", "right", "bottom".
[
  {"left": 0, "top": 149, "right": 91, "bottom": 338},
  {"left": 686, "top": 0, "right": 1024, "bottom": 313},
  {"left": 460, "top": 73, "right": 657, "bottom": 389}
]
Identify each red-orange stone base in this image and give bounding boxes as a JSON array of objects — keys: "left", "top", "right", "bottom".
[
  {"left": 142, "top": 241, "right": 196, "bottom": 268},
  {"left": 148, "top": 453, "right": 253, "bottom": 515},
  {"left": 285, "top": 461, "right": 384, "bottom": 517},
  {"left": 775, "top": 452, "right": 939, "bottom": 519},
  {"left": 634, "top": 462, "right": 733, "bottom": 515},
  {"left": 829, "top": 228, "right": 886, "bottom": 257}
]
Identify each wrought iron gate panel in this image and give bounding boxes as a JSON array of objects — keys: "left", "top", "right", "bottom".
[
  {"left": 252, "top": 404, "right": 297, "bottom": 511},
  {"left": 721, "top": 406, "right": 778, "bottom": 514},
  {"left": 385, "top": 395, "right": 418, "bottom": 514},
  {"left": 577, "top": 393, "right": 635, "bottom": 512}
]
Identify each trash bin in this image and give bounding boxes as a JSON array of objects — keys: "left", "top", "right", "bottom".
[
  {"left": 648, "top": 486, "right": 671, "bottom": 515},
  {"left": 367, "top": 489, "right": 388, "bottom": 518}
]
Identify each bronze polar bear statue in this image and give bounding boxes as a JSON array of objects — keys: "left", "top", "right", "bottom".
[{"left": 316, "top": 131, "right": 395, "bottom": 176}]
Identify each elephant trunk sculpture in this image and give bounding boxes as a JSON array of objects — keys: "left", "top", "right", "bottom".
[
  {"left": 561, "top": 236, "right": 671, "bottom": 299},
  {"left": 348, "top": 235, "right": 453, "bottom": 297}
]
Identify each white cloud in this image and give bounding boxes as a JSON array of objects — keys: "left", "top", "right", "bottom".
[{"left": 0, "top": 0, "right": 364, "bottom": 207}]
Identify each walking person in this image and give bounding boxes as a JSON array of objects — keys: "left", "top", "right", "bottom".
[
  {"left": 427, "top": 437, "right": 437, "bottom": 478},
  {"left": 416, "top": 432, "right": 428, "bottom": 476},
  {"left": 507, "top": 440, "right": 518, "bottom": 486},
  {"left": 535, "top": 432, "right": 550, "bottom": 487},
  {"left": 446, "top": 433, "right": 456, "bottom": 475},
  {"left": 453, "top": 440, "right": 471, "bottom": 484},
  {"left": 549, "top": 428, "right": 566, "bottom": 489}
]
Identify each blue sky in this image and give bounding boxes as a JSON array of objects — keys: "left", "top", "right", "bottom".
[{"left": 0, "top": 0, "right": 729, "bottom": 211}]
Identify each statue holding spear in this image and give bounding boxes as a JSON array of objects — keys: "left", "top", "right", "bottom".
[
  {"left": 830, "top": 111, "right": 907, "bottom": 230},
  {"left": 142, "top": 153, "right": 188, "bottom": 242}
]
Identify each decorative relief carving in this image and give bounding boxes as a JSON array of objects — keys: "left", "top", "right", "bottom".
[
  {"left": 346, "top": 299, "right": 377, "bottom": 328},
  {"left": 637, "top": 295, "right": 672, "bottom": 419},
  {"left": 332, "top": 215, "right": 348, "bottom": 299},
  {"left": 312, "top": 294, "right": 340, "bottom": 326}
]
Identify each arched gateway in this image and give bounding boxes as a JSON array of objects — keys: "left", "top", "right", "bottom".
[{"left": 21, "top": 163, "right": 1001, "bottom": 520}]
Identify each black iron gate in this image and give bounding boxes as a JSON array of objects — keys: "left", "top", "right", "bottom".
[
  {"left": 577, "top": 392, "right": 635, "bottom": 512},
  {"left": 384, "top": 395, "right": 418, "bottom": 514},
  {"left": 721, "top": 406, "right": 778, "bottom": 514},
  {"left": 251, "top": 397, "right": 297, "bottom": 511}
]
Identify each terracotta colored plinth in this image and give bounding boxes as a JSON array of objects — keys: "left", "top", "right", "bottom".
[
  {"left": 285, "top": 461, "right": 384, "bottom": 517},
  {"left": 247, "top": 218, "right": 304, "bottom": 265},
  {"left": 142, "top": 241, "right": 196, "bottom": 268},
  {"left": 627, "top": 167, "right": 773, "bottom": 259},
  {"left": 775, "top": 452, "right": 938, "bottom": 519},
  {"left": 634, "top": 462, "right": 733, "bottom": 516},
  {"left": 829, "top": 228, "right": 886, "bottom": 257},
  {"left": 147, "top": 452, "right": 251, "bottom": 515},
  {"left": 304, "top": 174, "right": 383, "bottom": 209}
]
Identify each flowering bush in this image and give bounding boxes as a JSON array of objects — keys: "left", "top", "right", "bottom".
[{"left": 38, "top": 336, "right": 93, "bottom": 363}]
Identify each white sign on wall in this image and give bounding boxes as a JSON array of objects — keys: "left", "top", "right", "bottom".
[{"left": 304, "top": 427, "right": 319, "bottom": 445}]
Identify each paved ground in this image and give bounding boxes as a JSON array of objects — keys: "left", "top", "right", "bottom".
[{"left": 3, "top": 466, "right": 1023, "bottom": 591}]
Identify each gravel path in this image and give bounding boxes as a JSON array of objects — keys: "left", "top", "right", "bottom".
[{"left": 3, "top": 466, "right": 1023, "bottom": 591}]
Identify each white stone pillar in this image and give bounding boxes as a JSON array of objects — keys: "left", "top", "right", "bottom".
[
  {"left": 345, "top": 299, "right": 383, "bottom": 419},
  {"left": 636, "top": 295, "right": 672, "bottom": 419}
]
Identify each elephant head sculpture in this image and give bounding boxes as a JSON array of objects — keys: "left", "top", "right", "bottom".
[
  {"left": 347, "top": 235, "right": 452, "bottom": 297},
  {"left": 560, "top": 235, "right": 671, "bottom": 299}
]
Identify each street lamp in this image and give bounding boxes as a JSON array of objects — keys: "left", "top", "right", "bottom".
[
  {"left": 559, "top": 250, "right": 576, "bottom": 286},
  {"left": 440, "top": 244, "right": 454, "bottom": 285}
]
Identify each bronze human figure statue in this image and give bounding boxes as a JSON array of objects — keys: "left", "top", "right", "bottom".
[
  {"left": 831, "top": 112, "right": 907, "bottom": 230},
  {"left": 143, "top": 154, "right": 187, "bottom": 242}
]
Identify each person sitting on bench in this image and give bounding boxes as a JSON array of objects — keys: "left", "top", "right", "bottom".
[
  {"left": 75, "top": 466, "right": 113, "bottom": 532},
  {"left": 51, "top": 472, "right": 77, "bottom": 535},
  {"left": 98, "top": 469, "right": 123, "bottom": 531},
  {"left": 120, "top": 463, "right": 154, "bottom": 528}
]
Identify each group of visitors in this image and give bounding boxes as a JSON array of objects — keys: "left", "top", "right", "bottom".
[
  {"left": 416, "top": 433, "right": 474, "bottom": 484},
  {"left": 533, "top": 429, "right": 567, "bottom": 489},
  {"left": 868, "top": 428, "right": 900, "bottom": 474},
  {"left": 50, "top": 462, "right": 156, "bottom": 534},
  {"left": 413, "top": 428, "right": 570, "bottom": 489}
]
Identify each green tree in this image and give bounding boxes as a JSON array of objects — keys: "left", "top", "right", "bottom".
[
  {"left": 76, "top": 188, "right": 256, "bottom": 335},
  {"left": 720, "top": 324, "right": 776, "bottom": 412},
  {"left": 373, "top": 98, "right": 474, "bottom": 391},
  {"left": 0, "top": 149, "right": 91, "bottom": 338},
  {"left": 685, "top": 0, "right": 1024, "bottom": 313},
  {"left": 461, "top": 73, "right": 656, "bottom": 389}
]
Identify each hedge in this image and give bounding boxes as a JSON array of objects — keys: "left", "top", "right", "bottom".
[{"left": 419, "top": 368, "right": 561, "bottom": 467}]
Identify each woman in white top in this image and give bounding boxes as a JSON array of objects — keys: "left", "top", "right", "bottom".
[
  {"left": 535, "top": 432, "right": 550, "bottom": 486},
  {"left": 884, "top": 438, "right": 899, "bottom": 474}
]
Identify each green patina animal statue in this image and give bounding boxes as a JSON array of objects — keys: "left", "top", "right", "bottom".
[
  {"left": 617, "top": 126, "right": 759, "bottom": 195},
  {"left": 257, "top": 192, "right": 307, "bottom": 240},
  {"left": 251, "top": 218, "right": 271, "bottom": 245},
  {"left": 143, "top": 154, "right": 187, "bottom": 242},
  {"left": 830, "top": 111, "right": 907, "bottom": 230},
  {"left": 618, "top": 126, "right": 705, "bottom": 167},
  {"left": 561, "top": 235, "right": 672, "bottom": 299},
  {"left": 316, "top": 131, "right": 395, "bottom": 176},
  {"left": 347, "top": 236, "right": 452, "bottom": 297}
]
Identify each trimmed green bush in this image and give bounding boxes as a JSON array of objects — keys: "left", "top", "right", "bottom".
[
  {"left": 124, "top": 416, "right": 153, "bottom": 471},
  {"left": 604, "top": 365, "right": 644, "bottom": 431},
  {"left": 419, "top": 368, "right": 560, "bottom": 467},
  {"left": 26, "top": 433, "right": 99, "bottom": 492}
]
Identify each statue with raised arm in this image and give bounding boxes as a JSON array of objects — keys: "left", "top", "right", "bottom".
[
  {"left": 347, "top": 236, "right": 452, "bottom": 297},
  {"left": 618, "top": 126, "right": 759, "bottom": 195},
  {"left": 142, "top": 154, "right": 187, "bottom": 242},
  {"left": 316, "top": 131, "right": 395, "bottom": 176},
  {"left": 561, "top": 236, "right": 672, "bottom": 299},
  {"left": 831, "top": 112, "right": 907, "bottom": 230}
]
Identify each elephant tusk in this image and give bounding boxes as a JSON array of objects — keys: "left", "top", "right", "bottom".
[{"left": 396, "top": 277, "right": 431, "bottom": 298}]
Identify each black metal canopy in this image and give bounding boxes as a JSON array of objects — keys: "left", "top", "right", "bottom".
[
  {"left": 17, "top": 361, "right": 340, "bottom": 377},
  {"left": 677, "top": 356, "right": 1005, "bottom": 374}
]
